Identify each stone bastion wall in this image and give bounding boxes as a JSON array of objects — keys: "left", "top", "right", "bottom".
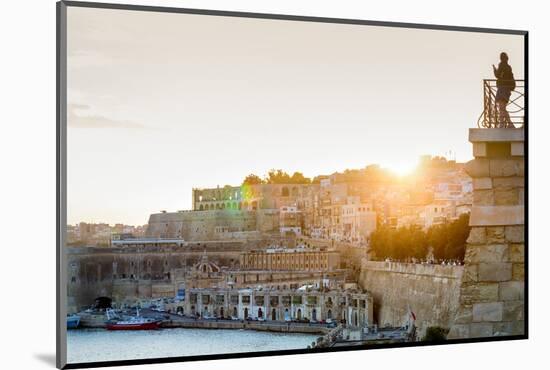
[
  {"left": 359, "top": 260, "right": 463, "bottom": 337},
  {"left": 447, "top": 128, "right": 525, "bottom": 339}
]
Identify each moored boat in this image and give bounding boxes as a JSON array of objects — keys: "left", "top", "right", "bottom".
[
  {"left": 106, "top": 318, "right": 161, "bottom": 330},
  {"left": 105, "top": 308, "right": 161, "bottom": 331},
  {"left": 67, "top": 314, "right": 80, "bottom": 329}
]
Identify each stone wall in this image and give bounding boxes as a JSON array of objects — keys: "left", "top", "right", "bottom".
[
  {"left": 448, "top": 128, "right": 525, "bottom": 339},
  {"left": 66, "top": 246, "right": 243, "bottom": 312},
  {"left": 359, "top": 260, "right": 463, "bottom": 337},
  {"left": 146, "top": 209, "right": 280, "bottom": 241},
  {"left": 146, "top": 210, "right": 259, "bottom": 240}
]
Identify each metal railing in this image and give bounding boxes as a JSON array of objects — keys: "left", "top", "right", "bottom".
[{"left": 477, "top": 79, "right": 525, "bottom": 128}]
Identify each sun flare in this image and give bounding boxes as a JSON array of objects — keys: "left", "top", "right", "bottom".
[{"left": 384, "top": 160, "right": 419, "bottom": 177}]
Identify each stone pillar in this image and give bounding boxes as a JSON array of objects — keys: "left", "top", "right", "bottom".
[{"left": 448, "top": 128, "right": 525, "bottom": 339}]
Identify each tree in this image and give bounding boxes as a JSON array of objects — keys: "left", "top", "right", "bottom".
[
  {"left": 242, "top": 174, "right": 263, "bottom": 186},
  {"left": 428, "top": 213, "right": 470, "bottom": 261},
  {"left": 369, "top": 214, "right": 469, "bottom": 262},
  {"left": 243, "top": 170, "right": 311, "bottom": 186},
  {"left": 422, "top": 326, "right": 449, "bottom": 342},
  {"left": 265, "top": 169, "right": 291, "bottom": 184},
  {"left": 289, "top": 172, "right": 311, "bottom": 184}
]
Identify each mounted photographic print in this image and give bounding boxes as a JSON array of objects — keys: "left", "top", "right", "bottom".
[{"left": 56, "top": 1, "right": 528, "bottom": 368}]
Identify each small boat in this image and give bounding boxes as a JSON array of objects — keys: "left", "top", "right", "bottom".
[
  {"left": 105, "top": 308, "right": 161, "bottom": 331},
  {"left": 67, "top": 314, "right": 80, "bottom": 329}
]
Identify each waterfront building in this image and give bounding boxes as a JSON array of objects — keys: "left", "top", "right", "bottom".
[{"left": 183, "top": 287, "right": 373, "bottom": 327}]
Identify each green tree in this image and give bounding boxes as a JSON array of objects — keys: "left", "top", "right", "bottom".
[
  {"left": 369, "top": 214, "right": 469, "bottom": 262},
  {"left": 242, "top": 174, "right": 263, "bottom": 186},
  {"left": 422, "top": 326, "right": 449, "bottom": 342},
  {"left": 265, "top": 169, "right": 291, "bottom": 184},
  {"left": 428, "top": 213, "right": 469, "bottom": 261},
  {"left": 289, "top": 171, "right": 311, "bottom": 184}
]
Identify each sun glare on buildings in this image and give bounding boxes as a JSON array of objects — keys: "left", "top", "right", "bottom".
[{"left": 384, "top": 159, "right": 419, "bottom": 177}]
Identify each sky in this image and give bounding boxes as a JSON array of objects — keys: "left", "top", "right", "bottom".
[{"left": 66, "top": 6, "right": 524, "bottom": 226}]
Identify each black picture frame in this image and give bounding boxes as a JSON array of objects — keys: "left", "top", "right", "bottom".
[{"left": 56, "top": 1, "right": 528, "bottom": 368}]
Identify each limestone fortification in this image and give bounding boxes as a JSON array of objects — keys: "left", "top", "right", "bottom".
[
  {"left": 448, "top": 128, "right": 525, "bottom": 338},
  {"left": 359, "top": 261, "right": 463, "bottom": 337}
]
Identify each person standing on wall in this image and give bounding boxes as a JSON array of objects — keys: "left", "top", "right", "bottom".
[{"left": 493, "top": 52, "right": 516, "bottom": 128}]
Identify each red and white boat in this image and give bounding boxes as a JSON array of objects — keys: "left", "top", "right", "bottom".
[{"left": 106, "top": 308, "right": 161, "bottom": 331}]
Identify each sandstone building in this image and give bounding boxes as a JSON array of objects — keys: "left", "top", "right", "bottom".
[
  {"left": 240, "top": 247, "right": 340, "bottom": 272},
  {"left": 184, "top": 287, "right": 373, "bottom": 327}
]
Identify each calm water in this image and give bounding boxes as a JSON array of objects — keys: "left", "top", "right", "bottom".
[{"left": 67, "top": 328, "right": 318, "bottom": 364}]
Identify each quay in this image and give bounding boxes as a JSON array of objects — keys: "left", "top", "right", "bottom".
[
  {"left": 161, "top": 315, "right": 331, "bottom": 335},
  {"left": 77, "top": 308, "right": 332, "bottom": 335}
]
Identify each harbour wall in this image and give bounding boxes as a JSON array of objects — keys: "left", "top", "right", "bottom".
[
  {"left": 359, "top": 260, "right": 463, "bottom": 337},
  {"left": 162, "top": 319, "right": 329, "bottom": 335}
]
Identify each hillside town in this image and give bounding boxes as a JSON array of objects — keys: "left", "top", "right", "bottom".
[{"left": 66, "top": 155, "right": 475, "bottom": 345}]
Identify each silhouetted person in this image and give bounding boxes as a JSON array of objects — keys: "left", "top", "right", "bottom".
[{"left": 493, "top": 52, "right": 515, "bottom": 127}]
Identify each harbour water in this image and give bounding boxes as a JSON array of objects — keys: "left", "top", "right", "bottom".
[{"left": 67, "top": 328, "right": 319, "bottom": 364}]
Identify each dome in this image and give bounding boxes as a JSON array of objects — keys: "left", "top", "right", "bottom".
[{"left": 193, "top": 251, "right": 220, "bottom": 274}]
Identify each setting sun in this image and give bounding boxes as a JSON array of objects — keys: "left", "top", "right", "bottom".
[{"left": 383, "top": 159, "right": 419, "bottom": 177}]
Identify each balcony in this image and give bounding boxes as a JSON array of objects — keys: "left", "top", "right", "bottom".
[{"left": 478, "top": 79, "right": 525, "bottom": 128}]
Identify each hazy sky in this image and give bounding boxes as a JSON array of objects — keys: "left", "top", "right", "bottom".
[{"left": 66, "top": 6, "right": 524, "bottom": 225}]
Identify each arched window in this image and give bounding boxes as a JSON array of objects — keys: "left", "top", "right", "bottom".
[
  {"left": 199, "top": 205, "right": 204, "bottom": 210},
  {"left": 282, "top": 187, "right": 289, "bottom": 197}
]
